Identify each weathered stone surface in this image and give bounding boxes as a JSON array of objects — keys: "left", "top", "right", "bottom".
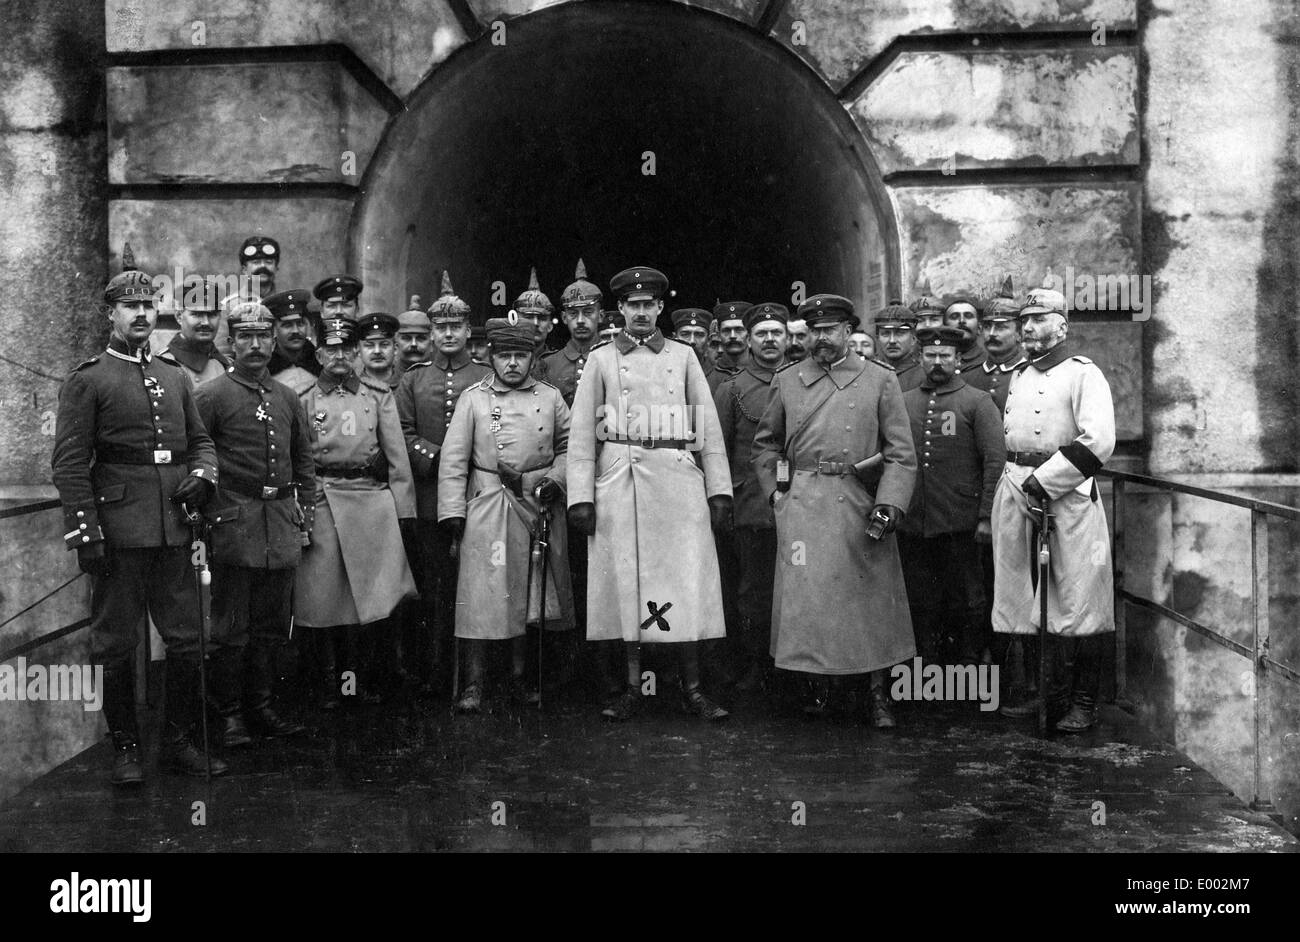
[
  {"left": 852, "top": 49, "right": 1138, "bottom": 175},
  {"left": 1144, "top": 0, "right": 1292, "bottom": 474},
  {"left": 105, "top": 0, "right": 468, "bottom": 98},
  {"left": 108, "top": 62, "right": 387, "bottom": 185},
  {"left": 772, "top": 0, "right": 1136, "bottom": 91},
  {"left": 1068, "top": 322, "right": 1142, "bottom": 442},
  {"left": 0, "top": 2, "right": 107, "bottom": 487},
  {"left": 109, "top": 197, "right": 352, "bottom": 302},
  {"left": 890, "top": 183, "right": 1140, "bottom": 304}
]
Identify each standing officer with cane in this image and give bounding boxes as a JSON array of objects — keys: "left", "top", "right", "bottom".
[
  {"left": 992, "top": 285, "right": 1116, "bottom": 733},
  {"left": 52, "top": 248, "right": 227, "bottom": 783}
]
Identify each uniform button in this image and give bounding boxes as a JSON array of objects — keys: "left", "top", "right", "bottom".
[
  {"left": 82, "top": 535, "right": 90, "bottom": 543},
  {"left": 844, "top": 426, "right": 851, "bottom": 431},
  {"left": 1038, "top": 389, "right": 1044, "bottom": 395},
  {"left": 269, "top": 430, "right": 275, "bottom": 436},
  {"left": 497, "top": 444, "right": 504, "bottom": 450},
  {"left": 842, "top": 448, "right": 849, "bottom": 454},
  {"left": 1034, "top": 429, "right": 1041, "bottom": 435},
  {"left": 929, "top": 399, "right": 935, "bottom": 405},
  {"left": 923, "top": 463, "right": 930, "bottom": 468},
  {"left": 632, "top": 457, "right": 639, "bottom": 463},
  {"left": 1034, "top": 409, "right": 1041, "bottom": 414},
  {"left": 837, "top": 496, "right": 844, "bottom": 502},
  {"left": 271, "top": 445, "right": 277, "bottom": 451},
  {"left": 447, "top": 372, "right": 453, "bottom": 378},
  {"left": 623, "top": 390, "right": 630, "bottom": 395},
  {"left": 1004, "top": 426, "right": 1009, "bottom": 433},
  {"left": 79, "top": 523, "right": 87, "bottom": 530},
  {"left": 76, "top": 511, "right": 85, "bottom": 518},
  {"left": 848, "top": 402, "right": 855, "bottom": 408}
]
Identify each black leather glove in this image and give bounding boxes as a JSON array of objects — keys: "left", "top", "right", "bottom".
[
  {"left": 77, "top": 542, "right": 110, "bottom": 578},
  {"left": 709, "top": 495, "right": 733, "bottom": 533},
  {"left": 442, "top": 517, "right": 465, "bottom": 542},
  {"left": 568, "top": 503, "right": 596, "bottom": 537},
  {"left": 534, "top": 478, "right": 563, "bottom": 505},
  {"left": 1022, "top": 474, "right": 1050, "bottom": 504},
  {"left": 171, "top": 473, "right": 215, "bottom": 509},
  {"left": 870, "top": 503, "right": 903, "bottom": 536}
]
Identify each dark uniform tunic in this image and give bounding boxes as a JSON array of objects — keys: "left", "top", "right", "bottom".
[
  {"left": 713, "top": 363, "right": 781, "bottom": 646},
  {"left": 395, "top": 348, "right": 491, "bottom": 637},
  {"left": 194, "top": 367, "right": 315, "bottom": 648},
  {"left": 898, "top": 376, "right": 1005, "bottom": 657},
  {"left": 51, "top": 337, "right": 218, "bottom": 662},
  {"left": 963, "top": 352, "right": 1026, "bottom": 413},
  {"left": 540, "top": 339, "right": 593, "bottom": 407},
  {"left": 158, "top": 334, "right": 229, "bottom": 386},
  {"left": 954, "top": 344, "right": 987, "bottom": 380}
]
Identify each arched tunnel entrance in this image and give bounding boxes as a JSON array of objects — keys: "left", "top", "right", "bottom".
[{"left": 352, "top": 1, "right": 896, "bottom": 322}]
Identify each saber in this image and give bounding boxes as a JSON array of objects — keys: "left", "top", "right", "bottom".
[
  {"left": 536, "top": 503, "right": 552, "bottom": 711},
  {"left": 182, "top": 504, "right": 213, "bottom": 785},
  {"left": 1029, "top": 496, "right": 1055, "bottom": 736}
]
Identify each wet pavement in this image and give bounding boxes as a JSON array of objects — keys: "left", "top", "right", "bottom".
[{"left": 1, "top": 683, "right": 1294, "bottom": 853}]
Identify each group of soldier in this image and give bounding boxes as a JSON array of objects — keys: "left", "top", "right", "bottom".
[{"left": 52, "top": 235, "right": 1117, "bottom": 788}]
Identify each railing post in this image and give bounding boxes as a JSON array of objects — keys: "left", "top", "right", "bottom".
[
  {"left": 1250, "top": 508, "right": 1274, "bottom": 813},
  {"left": 1111, "top": 477, "right": 1127, "bottom": 707}
]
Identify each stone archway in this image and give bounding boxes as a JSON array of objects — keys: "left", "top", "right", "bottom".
[{"left": 351, "top": 1, "right": 897, "bottom": 314}]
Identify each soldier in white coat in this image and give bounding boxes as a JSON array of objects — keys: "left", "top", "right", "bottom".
[
  {"left": 567, "top": 266, "right": 734, "bottom": 722},
  {"left": 992, "top": 286, "right": 1116, "bottom": 732}
]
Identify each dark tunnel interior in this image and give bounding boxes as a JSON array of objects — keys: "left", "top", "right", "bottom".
[{"left": 353, "top": 1, "right": 893, "bottom": 341}]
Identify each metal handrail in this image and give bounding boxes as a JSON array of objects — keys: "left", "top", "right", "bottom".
[
  {"left": 1101, "top": 468, "right": 1297, "bottom": 815},
  {"left": 0, "top": 498, "right": 90, "bottom": 664}
]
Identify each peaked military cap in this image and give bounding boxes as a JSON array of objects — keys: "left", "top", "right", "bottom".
[
  {"left": 916, "top": 325, "right": 964, "bottom": 348},
  {"left": 1020, "top": 285, "right": 1069, "bottom": 319},
  {"left": 240, "top": 236, "right": 280, "bottom": 264},
  {"left": 744, "top": 302, "right": 789, "bottom": 331},
  {"left": 671, "top": 308, "right": 712, "bottom": 330},
  {"left": 313, "top": 274, "right": 363, "bottom": 304},
  {"left": 357, "top": 312, "right": 399, "bottom": 339},
  {"left": 227, "top": 300, "right": 275, "bottom": 332},
  {"left": 322, "top": 317, "right": 358, "bottom": 346},
  {"left": 798, "top": 293, "right": 858, "bottom": 329},
  {"left": 712, "top": 300, "right": 752, "bottom": 324},
  {"left": 427, "top": 270, "right": 471, "bottom": 321},
  {"left": 610, "top": 266, "right": 668, "bottom": 301},
  {"left": 263, "top": 288, "right": 310, "bottom": 320},
  {"left": 873, "top": 302, "right": 916, "bottom": 329}
]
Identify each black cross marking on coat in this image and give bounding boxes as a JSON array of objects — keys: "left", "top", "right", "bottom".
[{"left": 641, "top": 600, "right": 673, "bottom": 632}]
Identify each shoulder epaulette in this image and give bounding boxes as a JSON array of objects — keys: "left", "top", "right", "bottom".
[
  {"left": 536, "top": 378, "right": 561, "bottom": 392},
  {"left": 1014, "top": 360, "right": 1032, "bottom": 372},
  {"left": 405, "top": 360, "right": 432, "bottom": 371},
  {"left": 474, "top": 374, "right": 494, "bottom": 390},
  {"left": 155, "top": 351, "right": 181, "bottom": 368},
  {"left": 1070, "top": 355, "right": 1094, "bottom": 364},
  {"left": 774, "top": 361, "right": 798, "bottom": 373},
  {"left": 868, "top": 357, "right": 896, "bottom": 372},
  {"left": 588, "top": 339, "right": 613, "bottom": 352},
  {"left": 70, "top": 355, "right": 100, "bottom": 373},
  {"left": 667, "top": 336, "right": 691, "bottom": 347}
]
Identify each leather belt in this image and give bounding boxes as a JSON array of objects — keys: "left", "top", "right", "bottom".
[
  {"left": 605, "top": 438, "right": 691, "bottom": 450},
  {"left": 794, "top": 459, "right": 856, "bottom": 476},
  {"left": 96, "top": 447, "right": 188, "bottom": 466},
  {"left": 318, "top": 465, "right": 380, "bottom": 480},
  {"left": 1006, "top": 450, "right": 1052, "bottom": 468},
  {"left": 222, "top": 478, "right": 296, "bottom": 501}
]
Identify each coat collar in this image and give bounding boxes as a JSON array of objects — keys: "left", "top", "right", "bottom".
[
  {"left": 983, "top": 350, "right": 1026, "bottom": 373},
  {"left": 796, "top": 350, "right": 866, "bottom": 389},
  {"left": 228, "top": 363, "right": 271, "bottom": 390},
  {"left": 316, "top": 370, "right": 361, "bottom": 394},
  {"left": 1023, "top": 338, "right": 1074, "bottom": 373},
  {"left": 958, "top": 346, "right": 986, "bottom": 369},
  {"left": 742, "top": 362, "right": 778, "bottom": 384},
  {"left": 106, "top": 335, "right": 152, "bottom": 363},
  {"left": 614, "top": 329, "right": 666, "bottom": 354},
  {"left": 561, "top": 338, "right": 593, "bottom": 361},
  {"left": 431, "top": 348, "right": 473, "bottom": 371},
  {"left": 488, "top": 372, "right": 538, "bottom": 393},
  {"left": 165, "top": 333, "right": 229, "bottom": 373}
]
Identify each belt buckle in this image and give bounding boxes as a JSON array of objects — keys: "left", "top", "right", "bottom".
[
  {"left": 638, "top": 438, "right": 656, "bottom": 448},
  {"left": 816, "top": 460, "right": 837, "bottom": 475},
  {"left": 261, "top": 485, "right": 278, "bottom": 500},
  {"left": 153, "top": 449, "right": 172, "bottom": 464}
]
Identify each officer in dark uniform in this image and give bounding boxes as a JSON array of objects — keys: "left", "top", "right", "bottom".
[
  {"left": 964, "top": 277, "right": 1026, "bottom": 413},
  {"left": 395, "top": 272, "right": 491, "bottom": 697},
  {"left": 944, "top": 294, "right": 988, "bottom": 378},
  {"left": 194, "top": 302, "right": 314, "bottom": 745},
  {"left": 313, "top": 274, "right": 363, "bottom": 322},
  {"left": 513, "top": 268, "right": 556, "bottom": 381},
  {"left": 542, "top": 259, "right": 602, "bottom": 408},
  {"left": 671, "top": 308, "right": 713, "bottom": 368},
  {"left": 713, "top": 301, "right": 789, "bottom": 691},
  {"left": 358, "top": 312, "right": 402, "bottom": 390},
  {"left": 898, "top": 326, "right": 1005, "bottom": 665},
  {"left": 597, "top": 309, "right": 624, "bottom": 342},
  {"left": 265, "top": 288, "right": 320, "bottom": 395},
  {"left": 51, "top": 252, "right": 226, "bottom": 784},
  {"left": 705, "top": 301, "right": 752, "bottom": 395},
  {"left": 874, "top": 302, "right": 923, "bottom": 391}
]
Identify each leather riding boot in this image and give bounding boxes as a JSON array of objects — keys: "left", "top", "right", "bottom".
[
  {"left": 110, "top": 730, "right": 143, "bottom": 787},
  {"left": 1056, "top": 636, "right": 1103, "bottom": 732},
  {"left": 868, "top": 671, "right": 897, "bottom": 729},
  {"left": 247, "top": 641, "right": 306, "bottom": 737},
  {"left": 163, "top": 657, "right": 229, "bottom": 777},
  {"left": 102, "top": 659, "right": 143, "bottom": 785},
  {"left": 307, "top": 630, "right": 341, "bottom": 710},
  {"left": 1044, "top": 635, "right": 1072, "bottom": 726},
  {"left": 210, "top": 647, "right": 251, "bottom": 748}
]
